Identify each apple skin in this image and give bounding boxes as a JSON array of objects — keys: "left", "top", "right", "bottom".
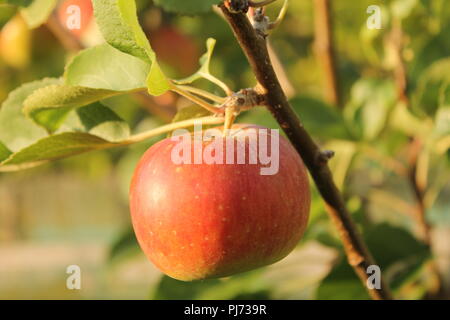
[
  {"left": 57, "top": 0, "right": 93, "bottom": 37},
  {"left": 129, "top": 124, "right": 310, "bottom": 281}
]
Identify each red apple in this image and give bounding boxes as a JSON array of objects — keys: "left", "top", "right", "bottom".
[
  {"left": 129, "top": 124, "right": 310, "bottom": 280},
  {"left": 57, "top": 0, "right": 93, "bottom": 37}
]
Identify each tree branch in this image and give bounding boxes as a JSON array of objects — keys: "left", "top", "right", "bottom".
[
  {"left": 219, "top": 4, "right": 392, "bottom": 300},
  {"left": 313, "top": 0, "right": 341, "bottom": 107}
]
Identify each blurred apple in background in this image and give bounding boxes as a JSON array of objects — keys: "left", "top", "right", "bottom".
[
  {"left": 0, "top": 14, "right": 31, "bottom": 69},
  {"left": 150, "top": 26, "right": 200, "bottom": 76}
]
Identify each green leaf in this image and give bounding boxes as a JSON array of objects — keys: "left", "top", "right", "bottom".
[
  {"left": 23, "top": 84, "right": 121, "bottom": 133},
  {"left": 152, "top": 270, "right": 269, "bottom": 300},
  {"left": 0, "top": 101, "right": 130, "bottom": 171},
  {"left": 317, "top": 223, "right": 429, "bottom": 299},
  {"left": 175, "top": 38, "right": 217, "bottom": 85},
  {"left": 0, "top": 132, "right": 115, "bottom": 171},
  {"left": 108, "top": 226, "right": 140, "bottom": 264},
  {"left": 390, "top": 0, "right": 418, "bottom": 20},
  {"left": 61, "top": 103, "right": 130, "bottom": 142},
  {"left": 93, "top": 0, "right": 151, "bottom": 62},
  {"left": 153, "top": 0, "right": 220, "bottom": 15},
  {"left": 0, "top": 4, "right": 17, "bottom": 28},
  {"left": 92, "top": 0, "right": 169, "bottom": 95},
  {"left": 147, "top": 60, "right": 171, "bottom": 96},
  {"left": 365, "top": 223, "right": 429, "bottom": 289},
  {"left": 316, "top": 258, "right": 370, "bottom": 300},
  {"left": 0, "top": 0, "right": 32, "bottom": 6},
  {"left": 290, "top": 96, "right": 355, "bottom": 141},
  {"left": 0, "top": 141, "right": 12, "bottom": 162},
  {"left": 434, "top": 107, "right": 450, "bottom": 138},
  {"left": 64, "top": 43, "right": 150, "bottom": 91},
  {"left": 20, "top": 0, "right": 57, "bottom": 28},
  {"left": 168, "top": 105, "right": 213, "bottom": 136},
  {"left": 413, "top": 58, "right": 450, "bottom": 117},
  {"left": 347, "top": 78, "right": 396, "bottom": 140},
  {"left": 0, "top": 78, "right": 60, "bottom": 152},
  {"left": 172, "top": 105, "right": 212, "bottom": 123},
  {"left": 324, "top": 140, "right": 356, "bottom": 189}
]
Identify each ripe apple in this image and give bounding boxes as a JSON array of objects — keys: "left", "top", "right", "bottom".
[
  {"left": 129, "top": 124, "right": 311, "bottom": 281},
  {"left": 57, "top": 0, "right": 93, "bottom": 38},
  {"left": 0, "top": 14, "right": 31, "bottom": 69}
]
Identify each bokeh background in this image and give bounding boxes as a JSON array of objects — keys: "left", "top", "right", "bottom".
[{"left": 0, "top": 0, "right": 449, "bottom": 299}]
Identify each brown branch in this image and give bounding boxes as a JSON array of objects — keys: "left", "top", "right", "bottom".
[
  {"left": 219, "top": 4, "right": 392, "bottom": 300},
  {"left": 313, "top": 0, "right": 341, "bottom": 108},
  {"left": 389, "top": 20, "right": 409, "bottom": 105}
]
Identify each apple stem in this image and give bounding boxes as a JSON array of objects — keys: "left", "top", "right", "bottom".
[
  {"left": 169, "top": 82, "right": 222, "bottom": 114},
  {"left": 175, "top": 85, "right": 227, "bottom": 104},
  {"left": 220, "top": 2, "right": 393, "bottom": 300},
  {"left": 121, "top": 116, "right": 225, "bottom": 145}
]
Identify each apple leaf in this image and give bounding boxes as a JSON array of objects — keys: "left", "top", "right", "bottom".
[
  {"left": 290, "top": 96, "right": 355, "bottom": 141},
  {"left": 64, "top": 43, "right": 150, "bottom": 91},
  {"left": 346, "top": 78, "right": 396, "bottom": 140},
  {"left": 153, "top": 0, "right": 221, "bottom": 15},
  {"left": 92, "top": 0, "right": 151, "bottom": 62},
  {"left": 171, "top": 105, "right": 212, "bottom": 123},
  {"left": 167, "top": 105, "right": 213, "bottom": 136},
  {"left": 0, "top": 101, "right": 130, "bottom": 171},
  {"left": 317, "top": 223, "right": 429, "bottom": 299},
  {"left": 0, "top": 78, "right": 60, "bottom": 152},
  {"left": 413, "top": 58, "right": 450, "bottom": 117},
  {"left": 0, "top": 0, "right": 32, "bottom": 6},
  {"left": 92, "top": 0, "right": 170, "bottom": 95},
  {"left": 323, "top": 140, "right": 356, "bottom": 189},
  {"left": 175, "top": 38, "right": 217, "bottom": 85},
  {"left": 0, "top": 132, "right": 116, "bottom": 171},
  {"left": 153, "top": 270, "right": 268, "bottom": 300},
  {"left": 20, "top": 0, "right": 57, "bottom": 29},
  {"left": 0, "top": 142, "right": 12, "bottom": 162},
  {"left": 23, "top": 84, "right": 121, "bottom": 133},
  {"left": 60, "top": 102, "right": 130, "bottom": 142},
  {"left": 108, "top": 226, "right": 140, "bottom": 264}
]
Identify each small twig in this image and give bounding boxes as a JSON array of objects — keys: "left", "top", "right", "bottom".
[
  {"left": 225, "top": 0, "right": 278, "bottom": 13},
  {"left": 220, "top": 3, "right": 392, "bottom": 300},
  {"left": 389, "top": 19, "right": 409, "bottom": 105},
  {"left": 169, "top": 83, "right": 220, "bottom": 114},
  {"left": 313, "top": 0, "right": 341, "bottom": 108},
  {"left": 175, "top": 85, "right": 227, "bottom": 104},
  {"left": 249, "top": 0, "right": 278, "bottom": 8},
  {"left": 122, "top": 116, "right": 225, "bottom": 145},
  {"left": 200, "top": 73, "right": 234, "bottom": 96},
  {"left": 268, "top": 0, "right": 288, "bottom": 30}
]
